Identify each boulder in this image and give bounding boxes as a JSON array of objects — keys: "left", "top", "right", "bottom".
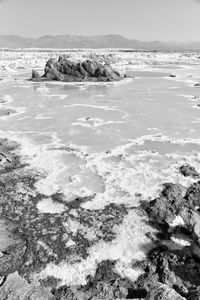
[
  {"left": 31, "top": 70, "right": 41, "bottom": 81},
  {"left": 146, "top": 183, "right": 186, "bottom": 225},
  {"left": 179, "top": 164, "right": 199, "bottom": 179},
  {"left": 185, "top": 181, "right": 200, "bottom": 208}
]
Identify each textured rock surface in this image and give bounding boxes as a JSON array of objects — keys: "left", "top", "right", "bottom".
[
  {"left": 31, "top": 56, "right": 125, "bottom": 82},
  {"left": 147, "top": 283, "right": 186, "bottom": 300},
  {"left": 0, "top": 272, "right": 53, "bottom": 300},
  {"left": 146, "top": 183, "right": 186, "bottom": 225},
  {"left": 140, "top": 180, "right": 200, "bottom": 299}
]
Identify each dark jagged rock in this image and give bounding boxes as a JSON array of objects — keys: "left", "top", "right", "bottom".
[
  {"left": 31, "top": 56, "right": 125, "bottom": 82},
  {"left": 185, "top": 181, "right": 200, "bottom": 208},
  {"left": 187, "top": 289, "right": 200, "bottom": 300},
  {"left": 146, "top": 181, "right": 200, "bottom": 228},
  {"left": 179, "top": 164, "right": 199, "bottom": 179},
  {"left": 146, "top": 283, "right": 186, "bottom": 299},
  {"left": 31, "top": 70, "right": 41, "bottom": 81},
  {"left": 141, "top": 179, "right": 200, "bottom": 298},
  {"left": 148, "top": 245, "right": 200, "bottom": 293},
  {"left": 146, "top": 183, "right": 186, "bottom": 225}
]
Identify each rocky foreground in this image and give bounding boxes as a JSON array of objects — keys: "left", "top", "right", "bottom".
[
  {"left": 1, "top": 137, "right": 200, "bottom": 299},
  {"left": 31, "top": 55, "right": 126, "bottom": 82}
]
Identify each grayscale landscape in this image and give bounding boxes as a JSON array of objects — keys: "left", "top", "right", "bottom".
[{"left": 1, "top": 0, "right": 200, "bottom": 299}]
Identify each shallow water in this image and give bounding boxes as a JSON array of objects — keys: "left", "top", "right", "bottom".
[
  {"left": 1, "top": 51, "right": 200, "bottom": 214},
  {"left": 1, "top": 50, "right": 200, "bottom": 284}
]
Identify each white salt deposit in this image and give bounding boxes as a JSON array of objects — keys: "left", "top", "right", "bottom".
[
  {"left": 171, "top": 236, "right": 191, "bottom": 248},
  {"left": 37, "top": 198, "right": 66, "bottom": 214},
  {"left": 37, "top": 210, "right": 156, "bottom": 286},
  {"left": 169, "top": 216, "right": 185, "bottom": 228}
]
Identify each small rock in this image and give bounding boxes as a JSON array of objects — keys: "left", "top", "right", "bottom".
[
  {"left": 179, "top": 164, "right": 199, "bottom": 179},
  {"left": 31, "top": 70, "right": 41, "bottom": 81}
]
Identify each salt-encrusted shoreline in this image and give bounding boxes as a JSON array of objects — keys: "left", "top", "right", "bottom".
[{"left": 0, "top": 136, "right": 200, "bottom": 299}]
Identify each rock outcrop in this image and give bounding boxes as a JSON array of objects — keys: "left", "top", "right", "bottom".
[{"left": 31, "top": 56, "right": 125, "bottom": 82}]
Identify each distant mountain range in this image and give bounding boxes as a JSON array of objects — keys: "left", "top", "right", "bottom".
[{"left": 0, "top": 34, "right": 200, "bottom": 51}]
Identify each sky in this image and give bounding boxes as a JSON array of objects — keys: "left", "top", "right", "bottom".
[{"left": 0, "top": 0, "right": 200, "bottom": 42}]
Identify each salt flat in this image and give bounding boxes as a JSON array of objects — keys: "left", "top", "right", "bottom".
[{"left": 0, "top": 50, "right": 200, "bottom": 299}]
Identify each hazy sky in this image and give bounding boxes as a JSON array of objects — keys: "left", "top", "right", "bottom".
[{"left": 0, "top": 0, "right": 200, "bottom": 42}]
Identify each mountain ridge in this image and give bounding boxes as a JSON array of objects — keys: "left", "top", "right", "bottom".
[{"left": 0, "top": 34, "right": 200, "bottom": 50}]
